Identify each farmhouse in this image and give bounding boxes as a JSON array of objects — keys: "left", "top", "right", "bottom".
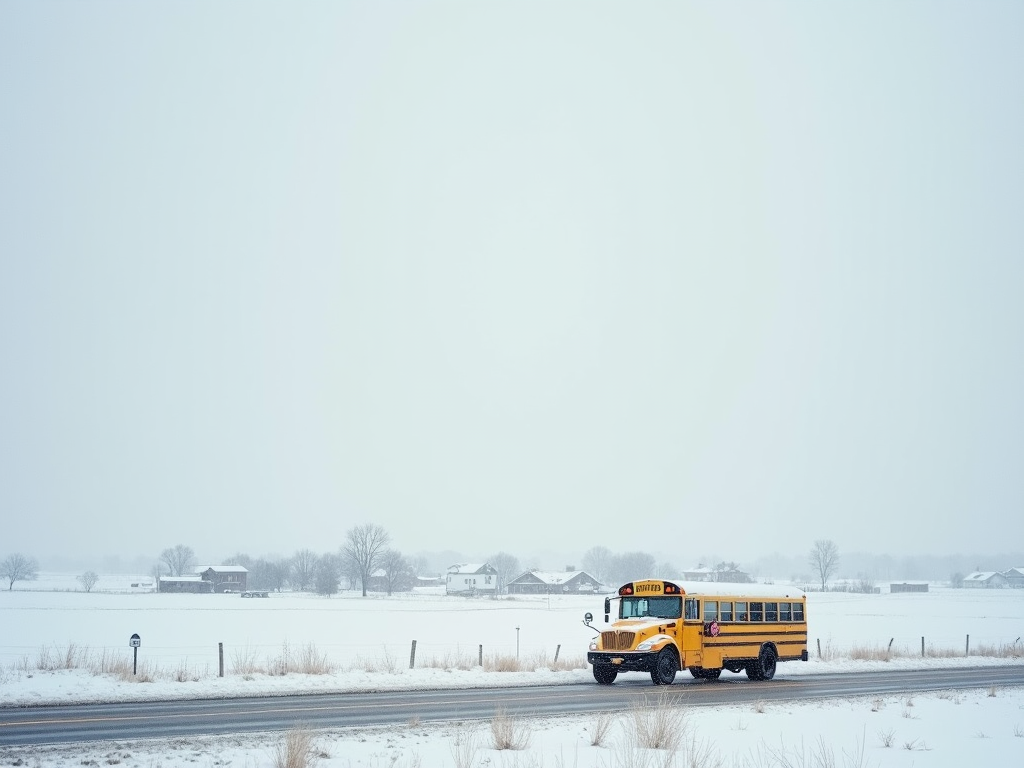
[
  {"left": 196, "top": 565, "right": 248, "bottom": 593},
  {"left": 963, "top": 571, "right": 1008, "bottom": 589},
  {"left": 446, "top": 563, "right": 497, "bottom": 595},
  {"left": 507, "top": 569, "right": 602, "bottom": 595}
]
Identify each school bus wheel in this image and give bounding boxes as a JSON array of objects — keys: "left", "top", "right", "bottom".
[
  {"left": 746, "top": 644, "right": 777, "bottom": 681},
  {"left": 593, "top": 665, "right": 618, "bottom": 685},
  {"left": 650, "top": 647, "right": 679, "bottom": 685}
]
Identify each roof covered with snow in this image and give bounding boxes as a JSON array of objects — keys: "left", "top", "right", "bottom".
[
  {"left": 195, "top": 565, "right": 249, "bottom": 573},
  {"left": 447, "top": 563, "right": 492, "bottom": 574}
]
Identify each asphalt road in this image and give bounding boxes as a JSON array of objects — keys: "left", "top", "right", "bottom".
[{"left": 2, "top": 666, "right": 1022, "bottom": 748}]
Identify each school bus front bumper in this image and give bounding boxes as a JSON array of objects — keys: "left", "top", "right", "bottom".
[{"left": 588, "top": 651, "right": 656, "bottom": 672}]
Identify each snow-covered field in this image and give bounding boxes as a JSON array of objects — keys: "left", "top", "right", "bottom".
[{"left": 2, "top": 576, "right": 1023, "bottom": 767}]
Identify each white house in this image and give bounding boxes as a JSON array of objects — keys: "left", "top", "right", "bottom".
[
  {"left": 963, "top": 571, "right": 1009, "bottom": 589},
  {"left": 446, "top": 563, "right": 497, "bottom": 595}
]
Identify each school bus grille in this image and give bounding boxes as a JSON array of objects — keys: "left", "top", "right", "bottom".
[{"left": 601, "top": 631, "right": 636, "bottom": 650}]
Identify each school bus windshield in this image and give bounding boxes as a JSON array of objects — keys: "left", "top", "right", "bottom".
[{"left": 621, "top": 596, "right": 682, "bottom": 619}]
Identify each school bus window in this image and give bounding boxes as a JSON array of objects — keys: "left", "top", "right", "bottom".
[
  {"left": 750, "top": 602, "right": 764, "bottom": 621},
  {"left": 794, "top": 603, "right": 805, "bottom": 621},
  {"left": 685, "top": 598, "right": 700, "bottom": 620},
  {"left": 766, "top": 602, "right": 778, "bottom": 621},
  {"left": 720, "top": 601, "right": 733, "bottom": 621},
  {"left": 704, "top": 601, "right": 718, "bottom": 622},
  {"left": 780, "top": 602, "right": 792, "bottom": 621},
  {"left": 735, "top": 601, "right": 748, "bottom": 621}
]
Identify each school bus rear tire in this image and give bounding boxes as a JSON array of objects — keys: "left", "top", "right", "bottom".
[
  {"left": 593, "top": 666, "right": 618, "bottom": 684},
  {"left": 746, "top": 645, "right": 777, "bottom": 681}
]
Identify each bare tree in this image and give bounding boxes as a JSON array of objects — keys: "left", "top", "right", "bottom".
[
  {"left": 610, "top": 552, "right": 656, "bottom": 587},
  {"left": 314, "top": 553, "right": 341, "bottom": 596},
  {"left": 291, "top": 549, "right": 318, "bottom": 591},
  {"left": 488, "top": 552, "right": 521, "bottom": 595},
  {"left": 267, "top": 558, "right": 291, "bottom": 592},
  {"left": 1, "top": 553, "right": 39, "bottom": 590},
  {"left": 341, "top": 524, "right": 390, "bottom": 596},
  {"left": 809, "top": 539, "right": 840, "bottom": 591},
  {"left": 160, "top": 544, "right": 195, "bottom": 577},
  {"left": 582, "top": 546, "right": 613, "bottom": 586},
  {"left": 378, "top": 549, "right": 414, "bottom": 595},
  {"left": 78, "top": 571, "right": 100, "bottom": 592}
]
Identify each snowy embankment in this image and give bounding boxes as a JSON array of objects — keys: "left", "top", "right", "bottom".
[
  {"left": 2, "top": 577, "right": 1023, "bottom": 707},
  {"left": 2, "top": 579, "right": 1024, "bottom": 767}
]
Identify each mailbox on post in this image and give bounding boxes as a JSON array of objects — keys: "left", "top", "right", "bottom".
[{"left": 129, "top": 633, "right": 141, "bottom": 675}]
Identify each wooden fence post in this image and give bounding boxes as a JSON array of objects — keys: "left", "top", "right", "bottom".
[
  {"left": 817, "top": 638, "right": 821, "bottom": 658},
  {"left": 554, "top": 644, "right": 560, "bottom": 665},
  {"left": 921, "top": 637, "right": 925, "bottom": 657},
  {"left": 965, "top": 634, "right": 970, "bottom": 657},
  {"left": 409, "top": 640, "right": 417, "bottom": 669},
  {"left": 218, "top": 642, "right": 224, "bottom": 678}
]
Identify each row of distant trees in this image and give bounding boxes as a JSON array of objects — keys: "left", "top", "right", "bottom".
[
  {"left": 2, "top": 536, "right": 845, "bottom": 595},
  {"left": 156, "top": 524, "right": 416, "bottom": 596}
]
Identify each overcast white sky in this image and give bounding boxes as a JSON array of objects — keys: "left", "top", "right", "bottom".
[{"left": 2, "top": 2, "right": 1022, "bottom": 569}]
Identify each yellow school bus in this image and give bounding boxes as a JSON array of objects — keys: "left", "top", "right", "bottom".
[{"left": 584, "top": 579, "right": 807, "bottom": 685}]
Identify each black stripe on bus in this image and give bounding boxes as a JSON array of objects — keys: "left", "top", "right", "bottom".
[{"left": 706, "top": 639, "right": 807, "bottom": 650}]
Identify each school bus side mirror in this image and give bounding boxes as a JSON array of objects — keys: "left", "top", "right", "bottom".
[
  {"left": 584, "top": 612, "right": 593, "bottom": 625},
  {"left": 604, "top": 597, "right": 611, "bottom": 623}
]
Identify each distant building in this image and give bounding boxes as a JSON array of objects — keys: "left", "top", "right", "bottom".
[
  {"left": 963, "top": 571, "right": 1008, "bottom": 589},
  {"left": 196, "top": 565, "right": 248, "bottom": 593},
  {"left": 679, "top": 565, "right": 752, "bottom": 583},
  {"left": 1002, "top": 568, "right": 1024, "bottom": 588},
  {"left": 446, "top": 563, "right": 498, "bottom": 595},
  {"left": 507, "top": 569, "right": 602, "bottom": 595},
  {"left": 890, "top": 582, "right": 929, "bottom": 593},
  {"left": 158, "top": 575, "right": 213, "bottom": 594}
]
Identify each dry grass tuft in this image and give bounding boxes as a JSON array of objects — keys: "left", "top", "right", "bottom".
[
  {"left": 272, "top": 726, "right": 320, "bottom": 768},
  {"left": 490, "top": 708, "right": 531, "bottom": 750},
  {"left": 448, "top": 726, "right": 480, "bottom": 768},
  {"left": 850, "top": 643, "right": 894, "bottom": 662},
  {"left": 353, "top": 646, "right": 401, "bottom": 674},
  {"left": 173, "top": 659, "right": 204, "bottom": 683},
  {"left": 37, "top": 643, "right": 86, "bottom": 671},
  {"left": 590, "top": 712, "right": 613, "bottom": 746},
  {"left": 485, "top": 654, "right": 522, "bottom": 673},
  {"left": 421, "top": 650, "right": 478, "bottom": 671},
  {"left": 629, "top": 692, "right": 686, "bottom": 751},
  {"left": 231, "top": 644, "right": 262, "bottom": 676},
  {"left": 269, "top": 642, "right": 336, "bottom": 676}
]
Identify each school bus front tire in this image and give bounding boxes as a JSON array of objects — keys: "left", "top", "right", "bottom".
[
  {"left": 593, "top": 665, "right": 618, "bottom": 684},
  {"left": 651, "top": 647, "right": 678, "bottom": 685}
]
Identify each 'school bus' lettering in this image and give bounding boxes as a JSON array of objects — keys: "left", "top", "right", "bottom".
[{"left": 585, "top": 579, "right": 808, "bottom": 686}]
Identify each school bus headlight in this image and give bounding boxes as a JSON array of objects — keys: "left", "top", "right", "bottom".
[
  {"left": 589, "top": 640, "right": 598, "bottom": 651},
  {"left": 636, "top": 639, "right": 655, "bottom": 651}
]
